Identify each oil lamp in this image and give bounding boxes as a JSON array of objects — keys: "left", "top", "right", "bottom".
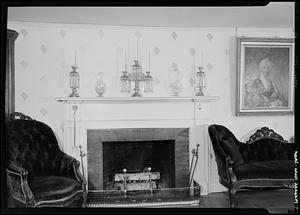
[
  {"left": 69, "top": 51, "right": 80, "bottom": 97},
  {"left": 144, "top": 70, "right": 153, "bottom": 93},
  {"left": 195, "top": 66, "right": 207, "bottom": 96},
  {"left": 144, "top": 50, "right": 153, "bottom": 93},
  {"left": 120, "top": 70, "right": 131, "bottom": 93},
  {"left": 120, "top": 42, "right": 153, "bottom": 97}
]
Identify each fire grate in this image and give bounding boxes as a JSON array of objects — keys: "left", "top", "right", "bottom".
[{"left": 87, "top": 185, "right": 201, "bottom": 207}]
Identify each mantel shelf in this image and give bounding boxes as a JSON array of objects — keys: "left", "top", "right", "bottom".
[{"left": 56, "top": 96, "right": 219, "bottom": 104}]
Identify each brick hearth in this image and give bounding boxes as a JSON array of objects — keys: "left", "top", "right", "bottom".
[{"left": 87, "top": 128, "right": 189, "bottom": 191}]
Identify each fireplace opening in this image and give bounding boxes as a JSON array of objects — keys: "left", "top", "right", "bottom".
[
  {"left": 103, "top": 140, "right": 175, "bottom": 190},
  {"left": 87, "top": 128, "right": 189, "bottom": 191}
]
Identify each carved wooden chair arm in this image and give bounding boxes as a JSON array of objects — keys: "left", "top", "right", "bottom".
[
  {"left": 8, "top": 112, "right": 34, "bottom": 121},
  {"left": 225, "top": 157, "right": 237, "bottom": 185},
  {"left": 73, "top": 162, "right": 87, "bottom": 191},
  {"left": 6, "top": 163, "right": 35, "bottom": 206},
  {"left": 225, "top": 157, "right": 235, "bottom": 167},
  {"left": 56, "top": 151, "right": 87, "bottom": 190}
]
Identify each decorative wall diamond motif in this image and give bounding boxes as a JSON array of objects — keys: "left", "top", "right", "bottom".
[
  {"left": 207, "top": 63, "right": 213, "bottom": 72},
  {"left": 171, "top": 62, "right": 178, "bottom": 70},
  {"left": 189, "top": 48, "right": 196, "bottom": 56},
  {"left": 224, "top": 49, "right": 230, "bottom": 56},
  {"left": 20, "top": 60, "right": 28, "bottom": 69},
  {"left": 40, "top": 44, "right": 47, "bottom": 54},
  {"left": 20, "top": 29, "right": 28, "bottom": 37},
  {"left": 98, "top": 30, "right": 104, "bottom": 38},
  {"left": 40, "top": 108, "right": 47, "bottom": 116},
  {"left": 206, "top": 33, "right": 213, "bottom": 42},
  {"left": 40, "top": 76, "right": 47, "bottom": 83},
  {"left": 171, "top": 32, "right": 178, "bottom": 40},
  {"left": 135, "top": 31, "right": 142, "bottom": 39},
  {"left": 21, "top": 92, "right": 28, "bottom": 100},
  {"left": 153, "top": 47, "right": 160, "bottom": 55},
  {"left": 59, "top": 29, "right": 66, "bottom": 38}
]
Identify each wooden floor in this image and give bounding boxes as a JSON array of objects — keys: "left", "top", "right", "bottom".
[
  {"left": 198, "top": 189, "right": 295, "bottom": 213},
  {"left": 88, "top": 189, "right": 295, "bottom": 213}
]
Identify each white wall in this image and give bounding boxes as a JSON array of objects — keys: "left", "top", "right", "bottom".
[
  {"left": 8, "top": 4, "right": 295, "bottom": 28},
  {"left": 8, "top": 21, "right": 294, "bottom": 151}
]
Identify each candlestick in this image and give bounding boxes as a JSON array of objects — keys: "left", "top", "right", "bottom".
[{"left": 120, "top": 39, "right": 154, "bottom": 97}]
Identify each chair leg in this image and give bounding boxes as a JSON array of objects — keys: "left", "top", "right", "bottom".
[
  {"left": 228, "top": 188, "right": 232, "bottom": 207},
  {"left": 229, "top": 188, "right": 236, "bottom": 208},
  {"left": 82, "top": 191, "right": 87, "bottom": 208}
]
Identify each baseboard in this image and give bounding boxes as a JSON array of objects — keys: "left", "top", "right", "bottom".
[{"left": 208, "top": 176, "right": 227, "bottom": 193}]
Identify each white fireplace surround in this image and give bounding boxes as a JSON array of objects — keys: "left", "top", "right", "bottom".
[{"left": 56, "top": 96, "right": 219, "bottom": 195}]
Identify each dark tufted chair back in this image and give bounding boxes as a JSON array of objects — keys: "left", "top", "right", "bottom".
[
  {"left": 208, "top": 124, "right": 241, "bottom": 157},
  {"left": 208, "top": 124, "right": 242, "bottom": 180},
  {"left": 7, "top": 119, "right": 61, "bottom": 182},
  {"left": 209, "top": 124, "right": 294, "bottom": 164},
  {"left": 238, "top": 138, "right": 294, "bottom": 163}
]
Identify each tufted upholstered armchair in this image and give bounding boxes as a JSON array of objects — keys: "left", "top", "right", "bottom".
[
  {"left": 6, "top": 112, "right": 87, "bottom": 207},
  {"left": 208, "top": 124, "right": 294, "bottom": 208}
]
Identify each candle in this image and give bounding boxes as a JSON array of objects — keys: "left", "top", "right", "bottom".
[
  {"left": 125, "top": 51, "right": 127, "bottom": 71},
  {"left": 193, "top": 55, "right": 195, "bottom": 70},
  {"left": 127, "top": 39, "right": 131, "bottom": 72},
  {"left": 75, "top": 50, "right": 77, "bottom": 67},
  {"left": 137, "top": 39, "right": 139, "bottom": 60},
  {"left": 201, "top": 52, "right": 203, "bottom": 67},
  {"left": 148, "top": 49, "right": 150, "bottom": 71}
]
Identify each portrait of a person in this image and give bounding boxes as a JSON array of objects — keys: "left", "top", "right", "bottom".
[{"left": 242, "top": 47, "right": 290, "bottom": 109}]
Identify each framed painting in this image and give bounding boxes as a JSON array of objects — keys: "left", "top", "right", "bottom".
[{"left": 236, "top": 37, "right": 295, "bottom": 115}]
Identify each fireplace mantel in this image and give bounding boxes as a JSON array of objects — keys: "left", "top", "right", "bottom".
[
  {"left": 57, "top": 95, "right": 219, "bottom": 195},
  {"left": 56, "top": 96, "right": 219, "bottom": 104}
]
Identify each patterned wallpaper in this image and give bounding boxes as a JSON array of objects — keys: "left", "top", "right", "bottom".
[{"left": 9, "top": 22, "right": 294, "bottom": 148}]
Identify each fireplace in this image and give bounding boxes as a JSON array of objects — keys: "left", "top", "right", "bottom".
[
  {"left": 103, "top": 140, "right": 175, "bottom": 190},
  {"left": 57, "top": 97, "right": 219, "bottom": 195},
  {"left": 87, "top": 128, "right": 189, "bottom": 191}
]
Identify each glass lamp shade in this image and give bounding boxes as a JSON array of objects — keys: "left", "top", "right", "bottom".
[
  {"left": 131, "top": 60, "right": 143, "bottom": 80},
  {"left": 69, "top": 66, "right": 80, "bottom": 88},
  {"left": 69, "top": 66, "right": 80, "bottom": 97},
  {"left": 120, "top": 59, "right": 154, "bottom": 97},
  {"left": 195, "top": 67, "right": 206, "bottom": 96},
  {"left": 120, "top": 71, "right": 131, "bottom": 93},
  {"left": 144, "top": 71, "right": 153, "bottom": 92},
  {"left": 196, "top": 67, "right": 206, "bottom": 88}
]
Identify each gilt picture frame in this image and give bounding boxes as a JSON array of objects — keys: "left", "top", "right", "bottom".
[{"left": 236, "top": 37, "right": 295, "bottom": 116}]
